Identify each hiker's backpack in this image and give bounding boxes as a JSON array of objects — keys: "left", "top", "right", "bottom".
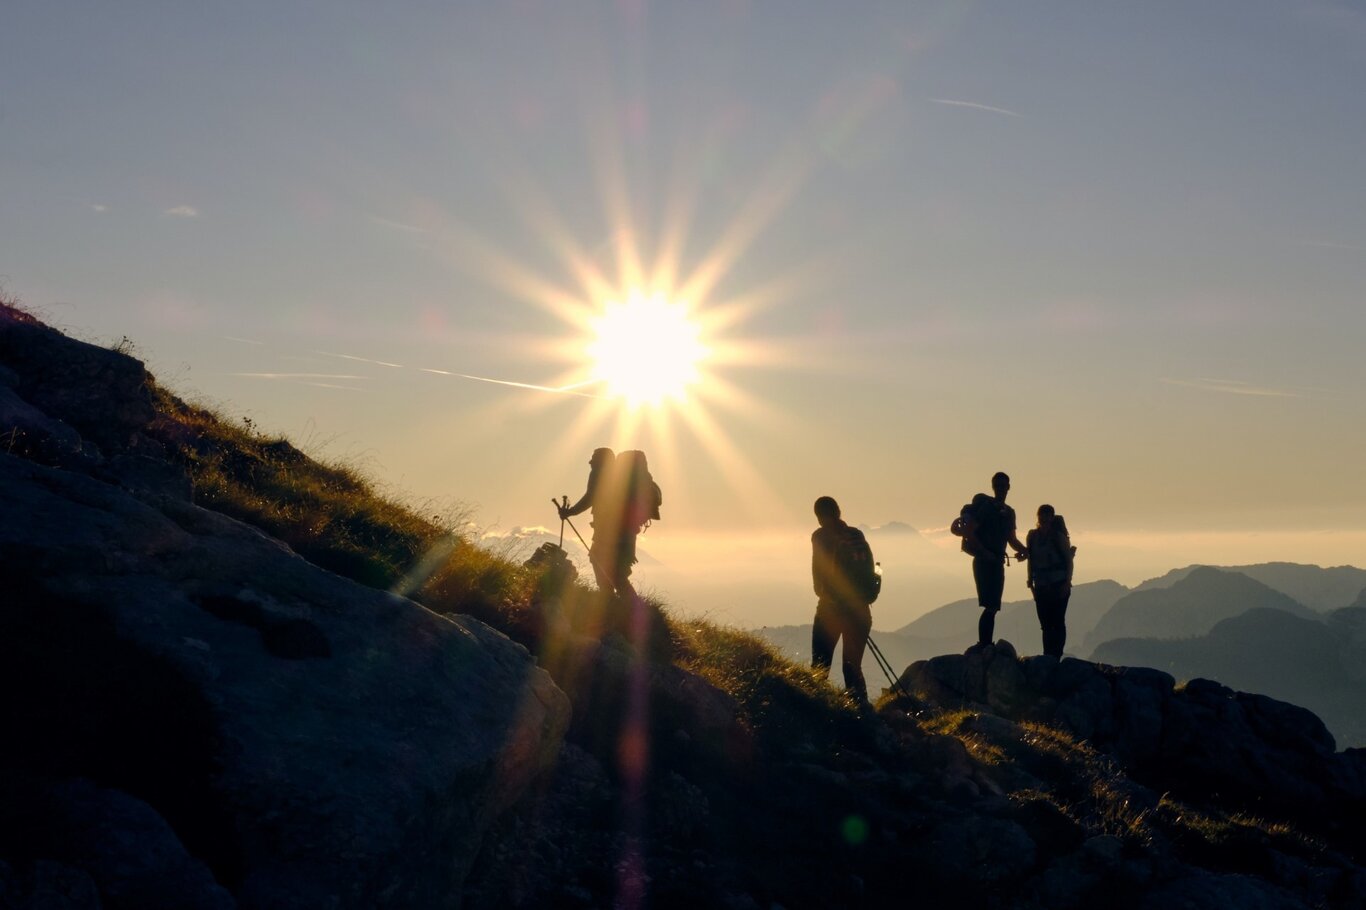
[
  {"left": 619, "top": 450, "right": 662, "bottom": 532},
  {"left": 952, "top": 494, "right": 1005, "bottom": 556},
  {"left": 833, "top": 527, "right": 882, "bottom": 605},
  {"left": 1029, "top": 520, "right": 1076, "bottom": 587}
]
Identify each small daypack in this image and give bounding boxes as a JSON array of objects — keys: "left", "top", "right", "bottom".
[
  {"left": 1029, "top": 520, "right": 1076, "bottom": 587},
  {"left": 619, "top": 450, "right": 662, "bottom": 532},
  {"left": 833, "top": 527, "right": 882, "bottom": 605}
]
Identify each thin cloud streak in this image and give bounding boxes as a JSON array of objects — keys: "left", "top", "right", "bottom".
[
  {"left": 929, "top": 98, "right": 1022, "bottom": 117},
  {"left": 163, "top": 205, "right": 200, "bottom": 218},
  {"left": 231, "top": 372, "right": 368, "bottom": 380},
  {"left": 420, "top": 368, "right": 607, "bottom": 399},
  {"left": 1294, "top": 239, "right": 1366, "bottom": 252},
  {"left": 1160, "top": 377, "right": 1299, "bottom": 398},
  {"left": 302, "top": 382, "right": 365, "bottom": 391},
  {"left": 369, "top": 215, "right": 430, "bottom": 235},
  {"left": 314, "top": 350, "right": 404, "bottom": 368},
  {"left": 220, "top": 335, "right": 265, "bottom": 346}
]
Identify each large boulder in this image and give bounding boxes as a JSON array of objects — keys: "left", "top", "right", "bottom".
[{"left": 0, "top": 453, "right": 571, "bottom": 908}]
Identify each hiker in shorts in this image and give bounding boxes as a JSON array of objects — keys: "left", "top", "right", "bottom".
[
  {"left": 962, "top": 472, "right": 1027, "bottom": 651},
  {"left": 810, "top": 496, "right": 872, "bottom": 703},
  {"left": 1026, "top": 505, "right": 1075, "bottom": 657},
  {"left": 559, "top": 447, "right": 636, "bottom": 599}
]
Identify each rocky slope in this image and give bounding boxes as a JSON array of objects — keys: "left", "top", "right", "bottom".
[
  {"left": 4, "top": 300, "right": 1366, "bottom": 909},
  {"left": 0, "top": 305, "right": 569, "bottom": 908}
]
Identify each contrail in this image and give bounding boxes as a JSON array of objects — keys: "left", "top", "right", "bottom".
[
  {"left": 930, "top": 98, "right": 1022, "bottom": 117},
  {"left": 420, "top": 368, "right": 608, "bottom": 399},
  {"left": 314, "top": 350, "right": 404, "bottom": 368},
  {"left": 231, "top": 372, "right": 368, "bottom": 380},
  {"left": 1160, "top": 378, "right": 1298, "bottom": 398}
]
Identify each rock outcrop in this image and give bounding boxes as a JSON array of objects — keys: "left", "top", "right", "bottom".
[
  {"left": 899, "top": 643, "right": 1366, "bottom": 835},
  {"left": 0, "top": 307, "right": 572, "bottom": 908}
]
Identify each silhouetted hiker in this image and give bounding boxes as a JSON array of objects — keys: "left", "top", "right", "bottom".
[
  {"left": 954, "top": 472, "right": 1027, "bottom": 651},
  {"left": 559, "top": 448, "right": 662, "bottom": 602},
  {"left": 560, "top": 447, "right": 635, "bottom": 599},
  {"left": 810, "top": 496, "right": 875, "bottom": 704},
  {"left": 1026, "top": 505, "right": 1075, "bottom": 657}
]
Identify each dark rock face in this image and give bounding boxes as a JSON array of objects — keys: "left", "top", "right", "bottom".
[
  {"left": 0, "top": 453, "right": 570, "bottom": 909},
  {"left": 900, "top": 642, "right": 1366, "bottom": 832},
  {"left": 0, "top": 315, "right": 156, "bottom": 453}
]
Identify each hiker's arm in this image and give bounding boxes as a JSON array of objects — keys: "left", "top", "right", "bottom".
[
  {"left": 1008, "top": 523, "right": 1027, "bottom": 559},
  {"left": 561, "top": 478, "right": 595, "bottom": 518},
  {"left": 1063, "top": 537, "right": 1075, "bottom": 585},
  {"left": 811, "top": 533, "right": 830, "bottom": 598}
]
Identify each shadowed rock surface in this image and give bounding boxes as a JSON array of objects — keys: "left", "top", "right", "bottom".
[{"left": 5, "top": 301, "right": 1366, "bottom": 909}]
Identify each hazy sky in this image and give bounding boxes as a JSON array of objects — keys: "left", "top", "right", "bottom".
[{"left": 4, "top": 2, "right": 1365, "bottom": 620}]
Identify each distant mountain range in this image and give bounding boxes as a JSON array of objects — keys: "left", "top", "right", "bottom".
[
  {"left": 1093, "top": 606, "right": 1366, "bottom": 747},
  {"left": 1133, "top": 562, "right": 1366, "bottom": 611},
  {"left": 1082, "top": 566, "right": 1316, "bottom": 653},
  {"left": 752, "top": 561, "right": 1366, "bottom": 747}
]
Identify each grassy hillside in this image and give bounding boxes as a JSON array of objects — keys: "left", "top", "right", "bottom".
[{"left": 7, "top": 295, "right": 1366, "bottom": 908}]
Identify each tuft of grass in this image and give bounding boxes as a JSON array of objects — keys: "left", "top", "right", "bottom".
[
  {"left": 673, "top": 621, "right": 866, "bottom": 754},
  {"left": 151, "top": 383, "right": 463, "bottom": 590},
  {"left": 0, "top": 289, "right": 43, "bottom": 326},
  {"left": 1152, "top": 795, "right": 1329, "bottom": 863}
]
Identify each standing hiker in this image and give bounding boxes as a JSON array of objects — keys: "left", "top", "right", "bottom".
[
  {"left": 559, "top": 447, "right": 661, "bottom": 600},
  {"left": 1026, "top": 505, "right": 1075, "bottom": 658},
  {"left": 559, "top": 447, "right": 631, "bottom": 598},
  {"left": 955, "top": 471, "right": 1027, "bottom": 651},
  {"left": 810, "top": 496, "right": 877, "bottom": 704}
]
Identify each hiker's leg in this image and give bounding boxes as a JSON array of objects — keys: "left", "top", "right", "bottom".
[
  {"left": 841, "top": 603, "right": 871, "bottom": 702},
  {"left": 1037, "top": 587, "right": 1068, "bottom": 657},
  {"left": 811, "top": 601, "right": 836, "bottom": 676},
  {"left": 1034, "top": 595, "right": 1051, "bottom": 655},
  {"left": 977, "top": 607, "right": 998, "bottom": 648},
  {"left": 588, "top": 540, "right": 616, "bottom": 594},
  {"left": 614, "top": 532, "right": 638, "bottom": 600},
  {"left": 1051, "top": 588, "right": 1072, "bottom": 657},
  {"left": 973, "top": 556, "right": 1005, "bottom": 647}
]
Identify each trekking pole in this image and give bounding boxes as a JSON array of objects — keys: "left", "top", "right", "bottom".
[
  {"left": 867, "top": 634, "right": 910, "bottom": 699},
  {"left": 556, "top": 496, "right": 568, "bottom": 548},
  {"left": 550, "top": 497, "right": 591, "bottom": 552}
]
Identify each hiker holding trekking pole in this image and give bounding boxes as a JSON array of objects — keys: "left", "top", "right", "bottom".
[
  {"left": 559, "top": 447, "right": 663, "bottom": 602},
  {"left": 810, "top": 496, "right": 881, "bottom": 705}
]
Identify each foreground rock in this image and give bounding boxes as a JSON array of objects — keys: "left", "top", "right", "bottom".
[
  {"left": 0, "top": 452, "right": 570, "bottom": 909},
  {"left": 899, "top": 642, "right": 1366, "bottom": 838}
]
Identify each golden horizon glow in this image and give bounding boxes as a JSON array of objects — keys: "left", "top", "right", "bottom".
[{"left": 587, "top": 291, "right": 708, "bottom": 407}]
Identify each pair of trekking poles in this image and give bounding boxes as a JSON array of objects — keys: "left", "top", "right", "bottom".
[
  {"left": 551, "top": 495, "right": 908, "bottom": 700},
  {"left": 867, "top": 634, "right": 909, "bottom": 700}
]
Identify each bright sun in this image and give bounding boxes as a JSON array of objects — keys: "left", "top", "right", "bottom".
[{"left": 587, "top": 291, "right": 708, "bottom": 406}]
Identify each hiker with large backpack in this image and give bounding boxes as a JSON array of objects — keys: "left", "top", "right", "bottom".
[
  {"left": 559, "top": 447, "right": 629, "bottom": 597},
  {"left": 951, "top": 471, "right": 1027, "bottom": 651},
  {"left": 558, "top": 447, "right": 662, "bottom": 600},
  {"left": 1026, "top": 504, "right": 1075, "bottom": 657},
  {"left": 810, "top": 496, "right": 880, "bottom": 704}
]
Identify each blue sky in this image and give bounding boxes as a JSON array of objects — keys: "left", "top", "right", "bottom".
[{"left": 4, "top": 2, "right": 1366, "bottom": 617}]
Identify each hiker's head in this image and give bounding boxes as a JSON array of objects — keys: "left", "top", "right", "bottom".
[
  {"left": 992, "top": 471, "right": 1010, "bottom": 499},
  {"left": 590, "top": 448, "right": 615, "bottom": 470},
  {"left": 1036, "top": 503, "right": 1055, "bottom": 528},
  {"left": 813, "top": 496, "right": 841, "bottom": 526}
]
